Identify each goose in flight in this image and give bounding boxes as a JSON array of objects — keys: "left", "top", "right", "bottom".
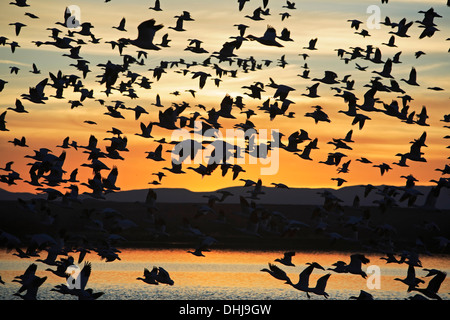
[
  {"left": 126, "top": 105, "right": 149, "bottom": 120},
  {"left": 185, "top": 39, "right": 208, "bottom": 54},
  {"left": 294, "top": 145, "right": 313, "bottom": 160},
  {"left": 283, "top": 1, "right": 296, "bottom": 9},
  {"left": 152, "top": 94, "right": 164, "bottom": 108},
  {"left": 9, "top": 136, "right": 28, "bottom": 147},
  {"left": 394, "top": 264, "right": 425, "bottom": 292},
  {"left": 415, "top": 106, "right": 429, "bottom": 127},
  {"left": 305, "top": 105, "right": 330, "bottom": 124},
  {"left": 13, "top": 263, "right": 47, "bottom": 300},
  {"left": 348, "top": 19, "right": 363, "bottom": 30},
  {"left": 169, "top": 16, "right": 186, "bottom": 32},
  {"left": 9, "top": 22, "right": 27, "bottom": 36},
  {"left": 29, "top": 63, "right": 40, "bottom": 74},
  {"left": 0, "top": 79, "right": 7, "bottom": 92},
  {"left": 411, "top": 269, "right": 446, "bottom": 300},
  {"left": 113, "top": 17, "right": 127, "bottom": 32},
  {"left": 120, "top": 19, "right": 163, "bottom": 50},
  {"left": 352, "top": 113, "right": 371, "bottom": 130},
  {"left": 287, "top": 262, "right": 329, "bottom": 299},
  {"left": 373, "top": 163, "right": 392, "bottom": 176},
  {"left": 21, "top": 78, "right": 48, "bottom": 104},
  {"left": 191, "top": 71, "right": 211, "bottom": 89},
  {"left": 313, "top": 71, "right": 339, "bottom": 84},
  {"left": 247, "top": 26, "right": 283, "bottom": 47},
  {"left": 245, "top": 7, "right": 265, "bottom": 21},
  {"left": 336, "top": 254, "right": 370, "bottom": 278},
  {"left": 261, "top": 263, "right": 291, "bottom": 282},
  {"left": 304, "top": 38, "right": 318, "bottom": 50},
  {"left": 149, "top": 0, "right": 162, "bottom": 11},
  {"left": 135, "top": 122, "right": 153, "bottom": 138},
  {"left": 14, "top": 275, "right": 47, "bottom": 300},
  {"left": 137, "top": 266, "right": 174, "bottom": 285},
  {"left": 7, "top": 99, "right": 28, "bottom": 113},
  {"left": 372, "top": 58, "right": 394, "bottom": 78},
  {"left": 163, "top": 159, "right": 185, "bottom": 174},
  {"left": 10, "top": 0, "right": 30, "bottom": 6},
  {"left": 275, "top": 251, "right": 296, "bottom": 266},
  {"left": 331, "top": 177, "right": 347, "bottom": 186},
  {"left": 188, "top": 236, "right": 217, "bottom": 257},
  {"left": 177, "top": 11, "right": 194, "bottom": 21},
  {"left": 382, "top": 35, "right": 397, "bottom": 47},
  {"left": 146, "top": 144, "right": 165, "bottom": 161},
  {"left": 389, "top": 18, "right": 413, "bottom": 37},
  {"left": 302, "top": 83, "right": 320, "bottom": 98},
  {"left": 401, "top": 67, "right": 419, "bottom": 86},
  {"left": 238, "top": 0, "right": 250, "bottom": 11}
]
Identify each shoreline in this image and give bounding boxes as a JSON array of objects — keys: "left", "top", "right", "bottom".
[{"left": 1, "top": 199, "right": 449, "bottom": 255}]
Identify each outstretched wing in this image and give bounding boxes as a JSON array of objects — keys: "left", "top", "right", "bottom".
[{"left": 137, "top": 19, "right": 163, "bottom": 43}]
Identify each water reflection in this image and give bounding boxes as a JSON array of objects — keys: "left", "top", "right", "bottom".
[{"left": 0, "top": 248, "right": 448, "bottom": 300}]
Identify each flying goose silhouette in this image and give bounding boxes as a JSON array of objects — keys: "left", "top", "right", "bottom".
[
  {"left": 303, "top": 38, "right": 318, "bottom": 50},
  {"left": 287, "top": 262, "right": 329, "bottom": 299},
  {"left": 348, "top": 19, "right": 363, "bottom": 30},
  {"left": 247, "top": 26, "right": 283, "bottom": 47},
  {"left": 282, "top": 0, "right": 296, "bottom": 9},
  {"left": 401, "top": 67, "right": 419, "bottom": 86},
  {"left": 302, "top": 83, "right": 320, "bottom": 98},
  {"left": 21, "top": 78, "right": 48, "bottom": 104},
  {"left": 113, "top": 17, "right": 127, "bottom": 32},
  {"left": 120, "top": 19, "right": 163, "bottom": 50},
  {"left": 389, "top": 18, "right": 413, "bottom": 37},
  {"left": 372, "top": 58, "right": 394, "bottom": 78},
  {"left": 394, "top": 264, "right": 425, "bottom": 292},
  {"left": 329, "top": 254, "right": 370, "bottom": 278},
  {"left": 149, "top": 0, "right": 162, "bottom": 11},
  {"left": 7, "top": 99, "right": 28, "bottom": 113},
  {"left": 245, "top": 7, "right": 265, "bottom": 21},
  {"left": 261, "top": 263, "right": 291, "bottom": 282},
  {"left": 382, "top": 35, "right": 397, "bottom": 47},
  {"left": 274, "top": 251, "right": 296, "bottom": 266},
  {"left": 169, "top": 16, "right": 186, "bottom": 32},
  {"left": 411, "top": 269, "right": 446, "bottom": 300},
  {"left": 10, "top": 22, "right": 26, "bottom": 36},
  {"left": 146, "top": 144, "right": 165, "bottom": 161},
  {"left": 313, "top": 71, "right": 339, "bottom": 84},
  {"left": 10, "top": 0, "right": 29, "bottom": 7}
]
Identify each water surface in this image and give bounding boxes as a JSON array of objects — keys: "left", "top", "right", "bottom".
[{"left": 1, "top": 249, "right": 448, "bottom": 300}]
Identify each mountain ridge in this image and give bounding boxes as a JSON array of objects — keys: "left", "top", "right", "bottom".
[{"left": 1, "top": 184, "right": 448, "bottom": 209}]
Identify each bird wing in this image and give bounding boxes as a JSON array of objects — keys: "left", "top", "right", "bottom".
[
  {"left": 263, "top": 26, "right": 277, "bottom": 41},
  {"left": 80, "top": 261, "right": 92, "bottom": 290},
  {"left": 298, "top": 264, "right": 315, "bottom": 287},
  {"left": 136, "top": 19, "right": 163, "bottom": 43},
  {"left": 426, "top": 272, "right": 446, "bottom": 293},
  {"left": 23, "top": 263, "right": 38, "bottom": 277},
  {"left": 315, "top": 274, "right": 331, "bottom": 290}
]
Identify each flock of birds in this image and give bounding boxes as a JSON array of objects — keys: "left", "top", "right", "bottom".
[
  {"left": 0, "top": 0, "right": 449, "bottom": 300},
  {"left": 260, "top": 251, "right": 447, "bottom": 300}
]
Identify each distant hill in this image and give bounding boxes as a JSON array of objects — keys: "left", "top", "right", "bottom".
[{"left": 1, "top": 184, "right": 449, "bottom": 209}]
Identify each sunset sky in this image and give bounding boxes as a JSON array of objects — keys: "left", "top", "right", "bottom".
[{"left": 0, "top": 0, "right": 449, "bottom": 194}]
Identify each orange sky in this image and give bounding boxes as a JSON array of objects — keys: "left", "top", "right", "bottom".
[{"left": 0, "top": 0, "right": 449, "bottom": 194}]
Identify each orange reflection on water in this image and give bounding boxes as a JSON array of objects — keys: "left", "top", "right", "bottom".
[
  {"left": 85, "top": 249, "right": 450, "bottom": 294},
  {"left": 1, "top": 248, "right": 449, "bottom": 299}
]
